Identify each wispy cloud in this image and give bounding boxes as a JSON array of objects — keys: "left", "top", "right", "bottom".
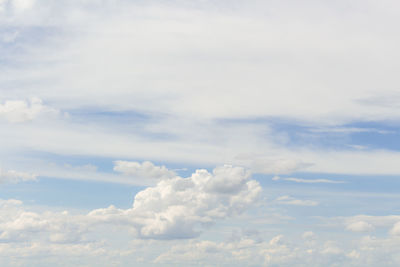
[
  {"left": 275, "top": 195, "right": 318, "bottom": 206},
  {"left": 0, "top": 168, "right": 37, "bottom": 184},
  {"left": 273, "top": 176, "right": 345, "bottom": 184}
]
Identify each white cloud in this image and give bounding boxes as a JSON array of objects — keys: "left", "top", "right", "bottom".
[
  {"left": 89, "top": 165, "right": 261, "bottom": 239},
  {"left": 3, "top": 0, "right": 400, "bottom": 124},
  {"left": 323, "top": 215, "right": 400, "bottom": 233},
  {"left": 113, "top": 161, "right": 176, "bottom": 180},
  {"left": 1, "top": 195, "right": 400, "bottom": 266},
  {"left": 0, "top": 98, "right": 58, "bottom": 123},
  {"left": 0, "top": 168, "right": 37, "bottom": 183},
  {"left": 310, "top": 127, "right": 393, "bottom": 134},
  {"left": 302, "top": 231, "right": 316, "bottom": 240},
  {"left": 347, "top": 250, "right": 360, "bottom": 259},
  {"left": 390, "top": 222, "right": 400, "bottom": 236},
  {"left": 3, "top": 0, "right": 400, "bottom": 180},
  {"left": 235, "top": 155, "right": 313, "bottom": 175},
  {"left": 345, "top": 215, "right": 400, "bottom": 228},
  {"left": 12, "top": 0, "right": 35, "bottom": 11},
  {"left": 0, "top": 202, "right": 88, "bottom": 244},
  {"left": 1, "top": 30, "right": 19, "bottom": 43},
  {"left": 275, "top": 196, "right": 318, "bottom": 207},
  {"left": 154, "top": 233, "right": 366, "bottom": 266},
  {"left": 274, "top": 176, "right": 346, "bottom": 184},
  {"left": 321, "top": 241, "right": 343, "bottom": 255},
  {"left": 346, "top": 221, "right": 374, "bottom": 233},
  {"left": 0, "top": 165, "right": 261, "bottom": 253}
]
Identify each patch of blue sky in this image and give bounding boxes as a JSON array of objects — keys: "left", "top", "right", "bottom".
[
  {"left": 255, "top": 172, "right": 400, "bottom": 216},
  {"left": 345, "top": 121, "right": 400, "bottom": 150},
  {"left": 256, "top": 172, "right": 400, "bottom": 194},
  {"left": 218, "top": 116, "right": 400, "bottom": 151}
]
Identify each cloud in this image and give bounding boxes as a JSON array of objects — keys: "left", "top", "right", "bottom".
[
  {"left": 113, "top": 161, "right": 176, "bottom": 180},
  {"left": 0, "top": 200, "right": 87, "bottom": 243},
  {"left": 345, "top": 215, "right": 400, "bottom": 228},
  {"left": 0, "top": 98, "right": 58, "bottom": 123},
  {"left": 0, "top": 168, "right": 37, "bottom": 183},
  {"left": 4, "top": 0, "right": 400, "bottom": 125},
  {"left": 0, "top": 165, "right": 261, "bottom": 242},
  {"left": 154, "top": 233, "right": 364, "bottom": 266},
  {"left": 1, "top": 30, "right": 19, "bottom": 43},
  {"left": 346, "top": 221, "right": 374, "bottom": 233},
  {"left": 11, "top": 0, "right": 35, "bottom": 11},
  {"left": 347, "top": 250, "right": 360, "bottom": 259},
  {"left": 275, "top": 196, "right": 318, "bottom": 206},
  {"left": 390, "top": 222, "right": 400, "bottom": 236},
  {"left": 302, "top": 231, "right": 316, "bottom": 240},
  {"left": 89, "top": 165, "right": 261, "bottom": 239},
  {"left": 323, "top": 215, "right": 400, "bottom": 233},
  {"left": 1, "top": 195, "right": 400, "bottom": 266},
  {"left": 235, "top": 155, "right": 313, "bottom": 175},
  {"left": 310, "top": 127, "right": 393, "bottom": 134},
  {"left": 273, "top": 176, "right": 345, "bottom": 184},
  {"left": 321, "top": 241, "right": 343, "bottom": 255},
  {"left": 4, "top": 0, "right": 400, "bottom": 182}
]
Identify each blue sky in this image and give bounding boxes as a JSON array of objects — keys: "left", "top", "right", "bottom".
[{"left": 1, "top": 0, "right": 400, "bottom": 266}]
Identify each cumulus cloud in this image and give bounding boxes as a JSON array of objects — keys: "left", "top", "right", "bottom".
[
  {"left": 330, "top": 215, "right": 400, "bottom": 232},
  {"left": 90, "top": 165, "right": 261, "bottom": 239},
  {"left": 113, "top": 161, "right": 176, "bottom": 180},
  {"left": 346, "top": 221, "right": 374, "bottom": 233},
  {"left": 321, "top": 241, "right": 343, "bottom": 255},
  {"left": 1, "top": 195, "right": 400, "bottom": 266},
  {"left": 0, "top": 165, "right": 261, "bottom": 242},
  {"left": 0, "top": 200, "right": 87, "bottom": 244},
  {"left": 0, "top": 168, "right": 37, "bottom": 183},
  {"left": 0, "top": 98, "right": 58, "bottom": 123},
  {"left": 275, "top": 196, "right": 318, "bottom": 207},
  {"left": 302, "top": 231, "right": 316, "bottom": 240},
  {"left": 390, "top": 222, "right": 400, "bottom": 236},
  {"left": 154, "top": 233, "right": 365, "bottom": 266}
]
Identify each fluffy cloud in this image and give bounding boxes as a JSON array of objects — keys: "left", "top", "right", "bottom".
[
  {"left": 154, "top": 233, "right": 348, "bottom": 266},
  {"left": 0, "top": 98, "right": 58, "bottom": 123},
  {"left": 2, "top": 196, "right": 400, "bottom": 266},
  {"left": 113, "top": 161, "right": 176, "bottom": 180},
  {"left": 335, "top": 215, "right": 400, "bottom": 232},
  {"left": 0, "top": 165, "right": 261, "bottom": 243},
  {"left": 0, "top": 199, "right": 87, "bottom": 243},
  {"left": 390, "top": 222, "right": 400, "bottom": 236},
  {"left": 0, "top": 168, "right": 37, "bottom": 183},
  {"left": 90, "top": 165, "right": 261, "bottom": 239},
  {"left": 346, "top": 221, "right": 374, "bottom": 233}
]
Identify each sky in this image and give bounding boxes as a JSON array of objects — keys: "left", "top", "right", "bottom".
[{"left": 1, "top": 0, "right": 400, "bottom": 266}]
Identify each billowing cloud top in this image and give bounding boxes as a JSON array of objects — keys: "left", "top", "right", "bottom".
[{"left": 89, "top": 165, "right": 261, "bottom": 239}]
